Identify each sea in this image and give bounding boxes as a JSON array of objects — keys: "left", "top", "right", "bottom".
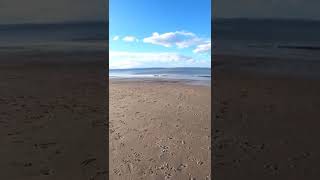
[
  {"left": 214, "top": 18, "right": 320, "bottom": 78},
  {"left": 0, "top": 22, "right": 212, "bottom": 85},
  {"left": 0, "top": 21, "right": 107, "bottom": 53},
  {"left": 109, "top": 67, "right": 211, "bottom": 86},
  {"left": 2, "top": 19, "right": 320, "bottom": 79},
  {"left": 214, "top": 18, "right": 320, "bottom": 59}
]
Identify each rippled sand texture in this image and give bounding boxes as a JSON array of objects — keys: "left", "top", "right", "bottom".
[
  {"left": 109, "top": 80, "right": 211, "bottom": 179},
  {"left": 213, "top": 55, "right": 320, "bottom": 180},
  {"left": 0, "top": 52, "right": 107, "bottom": 180}
]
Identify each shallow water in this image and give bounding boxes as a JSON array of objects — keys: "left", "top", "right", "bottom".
[
  {"left": 109, "top": 67, "right": 211, "bottom": 86},
  {"left": 214, "top": 19, "right": 320, "bottom": 60}
]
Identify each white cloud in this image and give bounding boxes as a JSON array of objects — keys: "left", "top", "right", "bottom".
[
  {"left": 122, "top": 36, "right": 138, "bottom": 42},
  {"left": 112, "top": 36, "right": 119, "bottom": 41},
  {"left": 110, "top": 51, "right": 195, "bottom": 69},
  {"left": 193, "top": 41, "right": 211, "bottom": 54},
  {"left": 143, "top": 31, "right": 205, "bottom": 48}
]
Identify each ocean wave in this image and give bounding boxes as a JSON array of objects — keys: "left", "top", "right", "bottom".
[{"left": 196, "top": 75, "right": 211, "bottom": 78}]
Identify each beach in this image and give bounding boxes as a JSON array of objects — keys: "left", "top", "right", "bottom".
[
  {"left": 0, "top": 51, "right": 108, "bottom": 179},
  {"left": 109, "top": 79, "right": 211, "bottom": 179},
  {"left": 213, "top": 54, "right": 320, "bottom": 179}
]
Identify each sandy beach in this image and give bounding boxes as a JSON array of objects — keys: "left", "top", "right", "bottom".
[
  {"left": 213, "top": 54, "right": 320, "bottom": 179},
  {"left": 109, "top": 80, "right": 211, "bottom": 179},
  {"left": 0, "top": 52, "right": 108, "bottom": 180}
]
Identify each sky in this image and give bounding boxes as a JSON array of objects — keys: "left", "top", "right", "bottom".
[
  {"left": 109, "top": 0, "right": 211, "bottom": 69},
  {"left": 1, "top": 0, "right": 320, "bottom": 24},
  {"left": 0, "top": 0, "right": 107, "bottom": 24},
  {"left": 215, "top": 0, "right": 320, "bottom": 20}
]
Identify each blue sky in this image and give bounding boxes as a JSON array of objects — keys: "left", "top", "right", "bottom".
[{"left": 110, "top": 0, "right": 211, "bottom": 69}]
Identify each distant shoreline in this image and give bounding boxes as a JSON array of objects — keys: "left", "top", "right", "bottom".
[
  {"left": 109, "top": 67, "right": 211, "bottom": 86},
  {"left": 109, "top": 77, "right": 211, "bottom": 87}
]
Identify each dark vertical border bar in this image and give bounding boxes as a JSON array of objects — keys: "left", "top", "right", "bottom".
[
  {"left": 105, "top": 0, "right": 110, "bottom": 178},
  {"left": 211, "top": 0, "right": 215, "bottom": 179}
]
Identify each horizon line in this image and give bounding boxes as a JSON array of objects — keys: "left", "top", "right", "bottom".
[
  {"left": 214, "top": 17, "right": 320, "bottom": 22},
  {"left": 109, "top": 67, "right": 211, "bottom": 70},
  {"left": 0, "top": 20, "right": 108, "bottom": 26},
  {"left": 2, "top": 17, "right": 320, "bottom": 26}
]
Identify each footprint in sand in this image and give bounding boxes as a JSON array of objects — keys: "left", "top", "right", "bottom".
[
  {"left": 113, "top": 168, "right": 122, "bottom": 176},
  {"left": 114, "top": 133, "right": 122, "bottom": 140},
  {"left": 24, "top": 162, "right": 33, "bottom": 167},
  {"left": 81, "top": 158, "right": 96, "bottom": 166},
  {"left": 177, "top": 164, "right": 187, "bottom": 172},
  {"left": 127, "top": 163, "right": 134, "bottom": 173},
  {"left": 40, "top": 167, "right": 52, "bottom": 176},
  {"left": 34, "top": 142, "right": 57, "bottom": 149},
  {"left": 197, "top": 160, "right": 204, "bottom": 166},
  {"left": 159, "top": 145, "right": 169, "bottom": 152}
]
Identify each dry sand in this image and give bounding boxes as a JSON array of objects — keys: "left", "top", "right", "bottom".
[
  {"left": 213, "top": 55, "right": 320, "bottom": 179},
  {"left": 109, "top": 80, "right": 211, "bottom": 179},
  {"left": 0, "top": 52, "right": 108, "bottom": 180}
]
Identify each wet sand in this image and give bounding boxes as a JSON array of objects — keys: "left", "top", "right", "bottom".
[
  {"left": 213, "top": 54, "right": 320, "bottom": 179},
  {"left": 0, "top": 52, "right": 108, "bottom": 180},
  {"left": 109, "top": 80, "right": 211, "bottom": 179}
]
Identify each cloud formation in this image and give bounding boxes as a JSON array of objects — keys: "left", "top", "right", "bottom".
[
  {"left": 143, "top": 31, "right": 204, "bottom": 48},
  {"left": 112, "top": 36, "right": 119, "bottom": 41},
  {"left": 143, "top": 31, "right": 211, "bottom": 53},
  {"left": 110, "top": 51, "right": 195, "bottom": 69},
  {"left": 122, "top": 36, "right": 138, "bottom": 42},
  {"left": 193, "top": 41, "right": 211, "bottom": 54},
  {"left": 110, "top": 31, "right": 211, "bottom": 68}
]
